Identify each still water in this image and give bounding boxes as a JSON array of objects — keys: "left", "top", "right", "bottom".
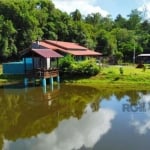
[{"left": 0, "top": 84, "right": 150, "bottom": 150}]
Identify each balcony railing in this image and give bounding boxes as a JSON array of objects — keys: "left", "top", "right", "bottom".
[{"left": 25, "top": 68, "right": 59, "bottom": 78}]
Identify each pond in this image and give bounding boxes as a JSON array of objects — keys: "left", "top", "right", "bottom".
[{"left": 0, "top": 83, "right": 150, "bottom": 150}]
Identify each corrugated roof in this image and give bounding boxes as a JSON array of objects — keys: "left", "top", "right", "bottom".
[
  {"left": 138, "top": 54, "right": 150, "bottom": 57},
  {"left": 39, "top": 41, "right": 59, "bottom": 50},
  {"left": 32, "top": 49, "right": 63, "bottom": 58},
  {"left": 45, "top": 40, "right": 87, "bottom": 50},
  {"left": 56, "top": 49, "right": 102, "bottom": 56},
  {"left": 31, "top": 40, "right": 102, "bottom": 56}
]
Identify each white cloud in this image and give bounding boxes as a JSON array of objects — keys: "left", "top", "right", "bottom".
[
  {"left": 131, "top": 93, "right": 150, "bottom": 135},
  {"left": 139, "top": 93, "right": 150, "bottom": 103},
  {"left": 52, "top": 0, "right": 109, "bottom": 17},
  {"left": 138, "top": 0, "right": 150, "bottom": 19},
  {"left": 131, "top": 118, "right": 150, "bottom": 134},
  {"left": 3, "top": 107, "right": 116, "bottom": 150}
]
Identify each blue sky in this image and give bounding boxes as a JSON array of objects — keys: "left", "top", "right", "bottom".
[
  {"left": 94, "top": 0, "right": 140, "bottom": 18},
  {"left": 52, "top": 0, "right": 150, "bottom": 19}
]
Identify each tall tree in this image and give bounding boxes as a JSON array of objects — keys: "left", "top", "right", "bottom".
[
  {"left": 85, "top": 13, "right": 102, "bottom": 25},
  {"left": 114, "top": 14, "right": 127, "bottom": 28},
  {"left": 0, "top": 16, "right": 17, "bottom": 60},
  {"left": 96, "top": 29, "right": 117, "bottom": 56},
  {"left": 111, "top": 28, "right": 143, "bottom": 62},
  {"left": 127, "top": 9, "right": 142, "bottom": 30},
  {"left": 70, "top": 9, "right": 82, "bottom": 21},
  {"left": 0, "top": 0, "right": 55, "bottom": 50}
]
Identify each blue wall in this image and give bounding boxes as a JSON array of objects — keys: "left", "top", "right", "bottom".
[{"left": 3, "top": 58, "right": 33, "bottom": 75}]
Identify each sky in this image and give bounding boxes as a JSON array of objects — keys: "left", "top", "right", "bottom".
[{"left": 52, "top": 0, "right": 150, "bottom": 19}]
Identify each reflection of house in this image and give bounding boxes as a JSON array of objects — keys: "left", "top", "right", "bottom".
[{"left": 32, "top": 40, "right": 102, "bottom": 60}]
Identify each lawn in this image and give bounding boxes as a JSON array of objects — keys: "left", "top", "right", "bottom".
[
  {"left": 101, "top": 65, "right": 150, "bottom": 76},
  {"left": 68, "top": 65, "right": 150, "bottom": 86}
]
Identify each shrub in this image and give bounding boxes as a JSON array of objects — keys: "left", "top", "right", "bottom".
[
  {"left": 59, "top": 55, "right": 75, "bottom": 72},
  {"left": 119, "top": 67, "right": 124, "bottom": 75},
  {"left": 78, "top": 59, "right": 99, "bottom": 76},
  {"left": 59, "top": 55, "right": 100, "bottom": 76}
]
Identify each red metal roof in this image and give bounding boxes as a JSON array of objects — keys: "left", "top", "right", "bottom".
[
  {"left": 35, "top": 40, "right": 102, "bottom": 56},
  {"left": 39, "top": 41, "right": 59, "bottom": 50},
  {"left": 56, "top": 49, "right": 102, "bottom": 56},
  {"left": 45, "top": 40, "right": 87, "bottom": 50},
  {"left": 71, "top": 50, "right": 102, "bottom": 56},
  {"left": 32, "top": 49, "right": 63, "bottom": 58}
]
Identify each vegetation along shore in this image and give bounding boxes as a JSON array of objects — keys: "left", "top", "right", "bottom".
[{"left": 1, "top": 64, "right": 150, "bottom": 90}]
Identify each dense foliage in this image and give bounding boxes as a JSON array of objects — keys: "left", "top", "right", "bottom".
[
  {"left": 59, "top": 55, "right": 100, "bottom": 76},
  {"left": 0, "top": 0, "right": 150, "bottom": 62}
]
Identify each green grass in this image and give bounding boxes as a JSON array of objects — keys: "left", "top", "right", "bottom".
[{"left": 64, "top": 65, "right": 150, "bottom": 87}]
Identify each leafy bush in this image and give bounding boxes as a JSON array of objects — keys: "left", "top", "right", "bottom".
[
  {"left": 59, "top": 55, "right": 100, "bottom": 76},
  {"left": 59, "top": 55, "right": 75, "bottom": 72},
  {"left": 119, "top": 67, "right": 124, "bottom": 75}
]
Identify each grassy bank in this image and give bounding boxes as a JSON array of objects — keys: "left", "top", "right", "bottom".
[
  {"left": 1, "top": 64, "right": 150, "bottom": 89},
  {"left": 63, "top": 65, "right": 150, "bottom": 89}
]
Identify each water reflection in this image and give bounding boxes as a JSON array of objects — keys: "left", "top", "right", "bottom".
[
  {"left": 0, "top": 84, "right": 150, "bottom": 150},
  {"left": 131, "top": 93, "right": 150, "bottom": 135},
  {"left": 3, "top": 106, "right": 116, "bottom": 150},
  {"left": 0, "top": 84, "right": 100, "bottom": 150}
]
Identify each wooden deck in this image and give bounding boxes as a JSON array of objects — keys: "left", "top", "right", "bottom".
[{"left": 25, "top": 68, "right": 59, "bottom": 79}]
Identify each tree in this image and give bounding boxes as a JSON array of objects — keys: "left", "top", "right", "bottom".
[
  {"left": 111, "top": 28, "right": 143, "bottom": 62},
  {"left": 99, "top": 15, "right": 114, "bottom": 31},
  {"left": 70, "top": 9, "right": 82, "bottom": 21},
  {"left": 95, "top": 29, "right": 117, "bottom": 56},
  {"left": 127, "top": 9, "right": 142, "bottom": 30},
  {"left": 114, "top": 14, "right": 127, "bottom": 28},
  {"left": 0, "top": 16, "right": 17, "bottom": 60},
  {"left": 140, "top": 20, "right": 150, "bottom": 33},
  {"left": 85, "top": 13, "right": 102, "bottom": 25},
  {"left": 0, "top": 0, "right": 56, "bottom": 50},
  {"left": 0, "top": 0, "right": 149, "bottom": 63}
]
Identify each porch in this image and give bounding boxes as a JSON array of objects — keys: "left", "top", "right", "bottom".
[{"left": 25, "top": 68, "right": 59, "bottom": 79}]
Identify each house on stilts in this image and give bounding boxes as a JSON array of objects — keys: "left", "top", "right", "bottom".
[{"left": 2, "top": 40, "right": 102, "bottom": 87}]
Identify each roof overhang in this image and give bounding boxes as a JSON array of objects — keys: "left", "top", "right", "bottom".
[
  {"left": 56, "top": 49, "right": 102, "bottom": 56},
  {"left": 21, "top": 48, "right": 63, "bottom": 58},
  {"left": 138, "top": 54, "right": 150, "bottom": 57}
]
